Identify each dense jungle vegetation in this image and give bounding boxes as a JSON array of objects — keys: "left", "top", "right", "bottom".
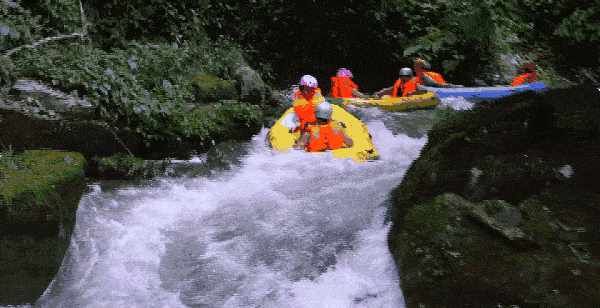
[{"left": 1, "top": 0, "right": 599, "bottom": 140}]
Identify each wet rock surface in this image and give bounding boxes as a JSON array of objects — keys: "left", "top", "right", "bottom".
[
  {"left": 8, "top": 79, "right": 95, "bottom": 120},
  {"left": 389, "top": 85, "right": 600, "bottom": 307},
  {"left": 0, "top": 79, "right": 268, "bottom": 160},
  {"left": 232, "top": 63, "right": 271, "bottom": 105},
  {"left": 0, "top": 150, "right": 86, "bottom": 305}
]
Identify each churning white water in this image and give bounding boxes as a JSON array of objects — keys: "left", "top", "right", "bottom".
[{"left": 34, "top": 103, "right": 449, "bottom": 307}]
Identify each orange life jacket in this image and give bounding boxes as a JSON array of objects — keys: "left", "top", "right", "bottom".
[
  {"left": 392, "top": 78, "right": 418, "bottom": 97},
  {"left": 415, "top": 71, "right": 446, "bottom": 86},
  {"left": 305, "top": 123, "right": 346, "bottom": 152},
  {"left": 330, "top": 76, "right": 358, "bottom": 98},
  {"left": 292, "top": 88, "right": 324, "bottom": 131},
  {"left": 511, "top": 72, "right": 537, "bottom": 86}
]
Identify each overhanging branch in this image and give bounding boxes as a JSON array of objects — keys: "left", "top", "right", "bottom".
[{"left": 3, "top": 32, "right": 85, "bottom": 57}]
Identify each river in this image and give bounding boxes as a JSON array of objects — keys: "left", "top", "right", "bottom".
[{"left": 33, "top": 98, "right": 470, "bottom": 307}]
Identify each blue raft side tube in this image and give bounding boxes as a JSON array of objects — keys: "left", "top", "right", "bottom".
[{"left": 419, "top": 82, "right": 547, "bottom": 99}]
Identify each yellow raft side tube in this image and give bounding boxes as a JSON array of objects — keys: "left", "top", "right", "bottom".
[
  {"left": 268, "top": 104, "right": 378, "bottom": 162},
  {"left": 342, "top": 91, "right": 439, "bottom": 112}
]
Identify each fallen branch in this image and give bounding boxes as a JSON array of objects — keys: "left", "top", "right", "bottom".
[
  {"left": 580, "top": 68, "right": 599, "bottom": 85},
  {"left": 4, "top": 0, "right": 89, "bottom": 57},
  {"left": 107, "top": 126, "right": 135, "bottom": 158},
  {"left": 3, "top": 32, "right": 85, "bottom": 57}
]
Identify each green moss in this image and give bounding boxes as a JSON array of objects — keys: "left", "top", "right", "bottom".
[
  {"left": 93, "top": 153, "right": 171, "bottom": 179},
  {"left": 179, "top": 101, "right": 263, "bottom": 141},
  {"left": 0, "top": 150, "right": 85, "bottom": 207},
  {"left": 404, "top": 195, "right": 451, "bottom": 240},
  {"left": 95, "top": 153, "right": 144, "bottom": 178},
  {"left": 191, "top": 74, "right": 238, "bottom": 103},
  {"left": 520, "top": 198, "right": 555, "bottom": 243}
]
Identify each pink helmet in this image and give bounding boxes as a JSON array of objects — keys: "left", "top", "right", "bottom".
[
  {"left": 336, "top": 68, "right": 353, "bottom": 78},
  {"left": 299, "top": 75, "right": 318, "bottom": 88}
]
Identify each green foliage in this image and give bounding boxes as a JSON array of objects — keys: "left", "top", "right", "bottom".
[
  {"left": 390, "top": 0, "right": 502, "bottom": 77},
  {"left": 26, "top": 0, "right": 82, "bottom": 35},
  {"left": 191, "top": 74, "right": 237, "bottom": 102},
  {"left": 82, "top": 0, "right": 211, "bottom": 47},
  {"left": 178, "top": 102, "right": 263, "bottom": 141},
  {"left": 555, "top": 7, "right": 600, "bottom": 43},
  {"left": 0, "top": 1, "right": 43, "bottom": 51},
  {"left": 13, "top": 40, "right": 258, "bottom": 144},
  {"left": 94, "top": 153, "right": 167, "bottom": 179}
]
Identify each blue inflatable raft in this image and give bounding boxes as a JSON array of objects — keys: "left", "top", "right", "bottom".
[{"left": 418, "top": 82, "right": 547, "bottom": 100}]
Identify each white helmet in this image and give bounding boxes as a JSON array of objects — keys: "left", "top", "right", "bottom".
[
  {"left": 336, "top": 68, "right": 353, "bottom": 78},
  {"left": 399, "top": 67, "right": 414, "bottom": 77},
  {"left": 299, "top": 75, "right": 318, "bottom": 88},
  {"left": 315, "top": 102, "right": 333, "bottom": 120}
]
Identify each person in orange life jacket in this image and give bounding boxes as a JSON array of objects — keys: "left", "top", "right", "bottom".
[
  {"left": 374, "top": 67, "right": 418, "bottom": 98},
  {"left": 413, "top": 58, "right": 448, "bottom": 87},
  {"left": 292, "top": 75, "right": 325, "bottom": 132},
  {"left": 511, "top": 63, "right": 537, "bottom": 86},
  {"left": 330, "top": 68, "right": 368, "bottom": 98},
  {"left": 296, "top": 101, "right": 353, "bottom": 152}
]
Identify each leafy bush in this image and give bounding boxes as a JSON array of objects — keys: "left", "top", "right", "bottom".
[
  {"left": 177, "top": 102, "right": 263, "bottom": 142},
  {"left": 191, "top": 74, "right": 237, "bottom": 102},
  {"left": 0, "top": 1, "right": 43, "bottom": 52},
  {"left": 81, "top": 0, "right": 211, "bottom": 47},
  {"left": 24, "top": 0, "right": 82, "bottom": 35},
  {"left": 13, "top": 40, "right": 258, "bottom": 144}
]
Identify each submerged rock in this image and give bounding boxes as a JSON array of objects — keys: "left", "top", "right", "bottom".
[{"left": 389, "top": 85, "right": 600, "bottom": 307}]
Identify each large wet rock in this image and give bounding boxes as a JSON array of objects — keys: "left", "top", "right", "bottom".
[
  {"left": 0, "top": 79, "right": 147, "bottom": 158},
  {"left": 8, "top": 79, "right": 95, "bottom": 120},
  {"left": 0, "top": 150, "right": 86, "bottom": 305},
  {"left": 0, "top": 79, "right": 265, "bottom": 160},
  {"left": 231, "top": 62, "right": 271, "bottom": 105},
  {"left": 191, "top": 74, "right": 238, "bottom": 103},
  {"left": 389, "top": 85, "right": 600, "bottom": 307}
]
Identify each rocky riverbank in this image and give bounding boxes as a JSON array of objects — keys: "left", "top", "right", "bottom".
[
  {"left": 388, "top": 85, "right": 600, "bottom": 307},
  {"left": 0, "top": 50, "right": 282, "bottom": 305},
  {"left": 0, "top": 150, "right": 86, "bottom": 303}
]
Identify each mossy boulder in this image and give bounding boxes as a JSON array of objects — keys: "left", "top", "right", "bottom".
[
  {"left": 90, "top": 153, "right": 170, "bottom": 179},
  {"left": 0, "top": 150, "right": 85, "bottom": 226},
  {"left": 232, "top": 63, "right": 271, "bottom": 105},
  {"left": 0, "top": 150, "right": 87, "bottom": 304},
  {"left": 389, "top": 85, "right": 600, "bottom": 307},
  {"left": 191, "top": 73, "right": 238, "bottom": 103}
]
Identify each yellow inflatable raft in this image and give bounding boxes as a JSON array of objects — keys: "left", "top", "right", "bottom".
[
  {"left": 268, "top": 104, "right": 378, "bottom": 162},
  {"left": 341, "top": 91, "right": 439, "bottom": 111}
]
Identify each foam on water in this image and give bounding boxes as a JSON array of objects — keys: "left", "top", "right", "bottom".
[
  {"left": 438, "top": 96, "right": 475, "bottom": 110},
  {"left": 37, "top": 113, "right": 428, "bottom": 308}
]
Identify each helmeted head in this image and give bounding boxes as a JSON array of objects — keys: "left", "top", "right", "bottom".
[
  {"left": 414, "top": 58, "right": 431, "bottom": 70},
  {"left": 336, "top": 68, "right": 353, "bottom": 78},
  {"left": 399, "top": 67, "right": 414, "bottom": 78},
  {"left": 315, "top": 101, "right": 333, "bottom": 120},
  {"left": 299, "top": 75, "right": 318, "bottom": 88},
  {"left": 299, "top": 74, "right": 318, "bottom": 100}
]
